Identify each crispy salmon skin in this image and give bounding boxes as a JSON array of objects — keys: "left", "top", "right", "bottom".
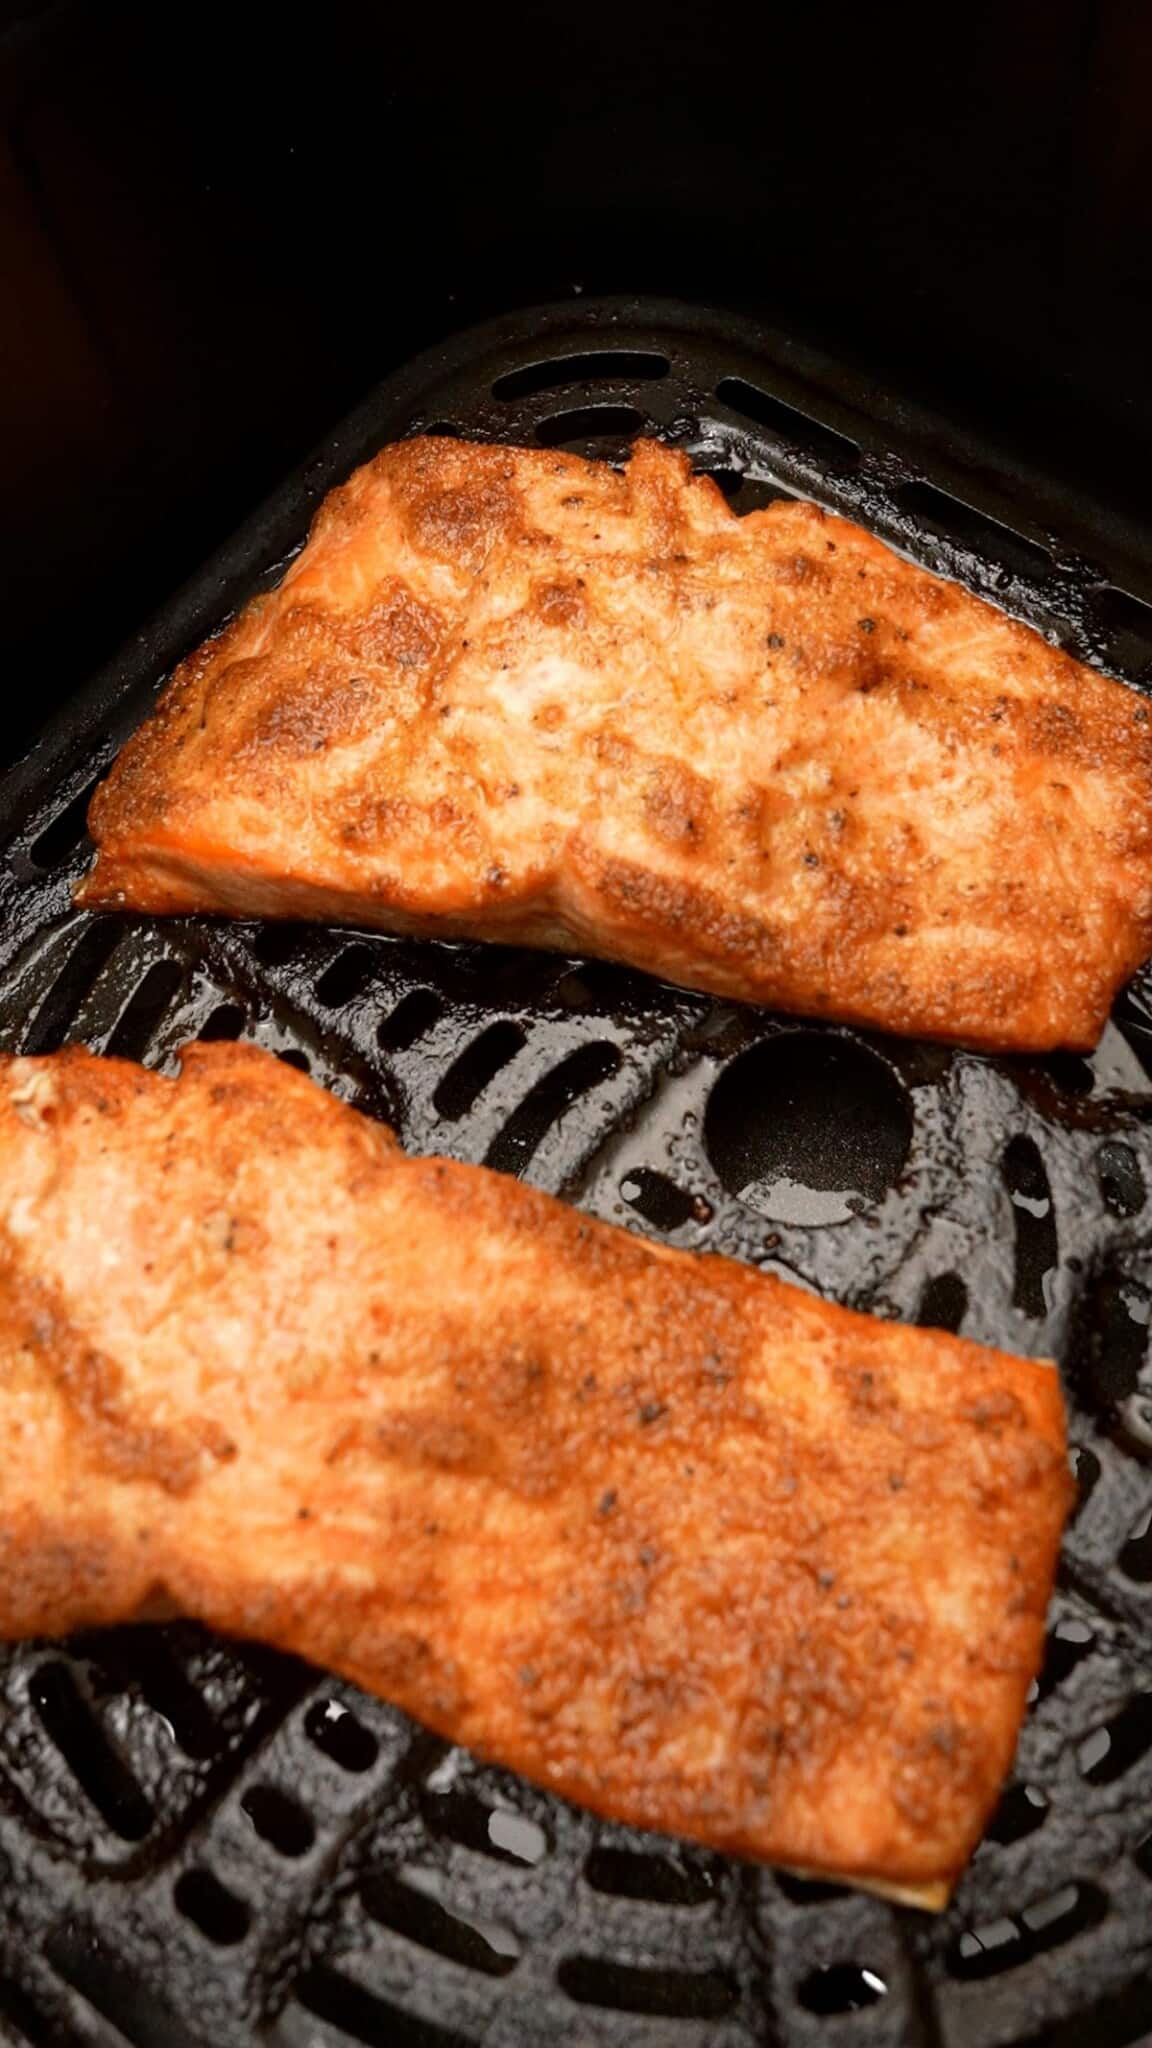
[
  {"left": 0, "top": 1041, "right": 1069, "bottom": 1902},
  {"left": 77, "top": 436, "right": 1152, "bottom": 1051}
]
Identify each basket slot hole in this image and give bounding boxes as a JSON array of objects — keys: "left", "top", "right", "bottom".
[
  {"left": 493, "top": 351, "right": 669, "bottom": 401},
  {"left": 1097, "top": 1140, "right": 1147, "bottom": 1219},
  {"left": 556, "top": 1955, "right": 737, "bottom": 2019},
  {"left": 276, "top": 1048, "right": 311, "bottom": 1075},
  {"left": 698, "top": 470, "right": 795, "bottom": 515},
  {"left": 551, "top": 959, "right": 655, "bottom": 1011},
  {"left": 620, "top": 1168, "right": 698, "bottom": 1231},
  {"left": 197, "top": 1002, "right": 247, "bottom": 1044},
  {"left": 916, "top": 1271, "right": 969, "bottom": 1334},
  {"left": 1077, "top": 1270, "right": 1149, "bottom": 1423},
  {"left": 378, "top": 988, "right": 443, "bottom": 1053},
  {"left": 28, "top": 778, "right": 101, "bottom": 871},
  {"left": 797, "top": 1964, "right": 888, "bottom": 2015},
  {"left": 696, "top": 466, "right": 743, "bottom": 501},
  {"left": 984, "top": 1781, "right": 1050, "bottom": 1846},
  {"left": 1002, "top": 1135, "right": 1057, "bottom": 1319},
  {"left": 1079, "top": 1692, "right": 1152, "bottom": 1783},
  {"left": 584, "top": 1845, "right": 715, "bottom": 1906},
  {"left": 1032, "top": 1614, "right": 1096, "bottom": 1703},
  {"left": 19, "top": 920, "right": 124, "bottom": 1056},
  {"left": 715, "top": 376, "right": 859, "bottom": 471},
  {"left": 1096, "top": 587, "right": 1152, "bottom": 679},
  {"left": 89, "top": 1633, "right": 222, "bottom": 1760},
  {"left": 704, "top": 1032, "right": 912, "bottom": 1227},
  {"left": 484, "top": 1041, "right": 622, "bottom": 1177},
  {"left": 105, "top": 958, "right": 185, "bottom": 1064},
  {"left": 361, "top": 1868, "right": 519, "bottom": 1976},
  {"left": 692, "top": 468, "right": 796, "bottom": 516},
  {"left": 534, "top": 405, "right": 645, "bottom": 452},
  {"left": 241, "top": 1783, "right": 316, "bottom": 1857},
  {"left": 423, "top": 421, "right": 462, "bottom": 438},
  {"left": 896, "top": 481, "right": 1052, "bottom": 579},
  {"left": 421, "top": 1788, "right": 549, "bottom": 1866},
  {"left": 1119, "top": 1505, "right": 1152, "bottom": 1582},
  {"left": 948, "top": 1882, "right": 1106, "bottom": 1980},
  {"left": 433, "top": 1021, "right": 526, "bottom": 1121},
  {"left": 303, "top": 1698, "right": 379, "bottom": 1772},
  {"left": 295, "top": 1965, "right": 474, "bottom": 2048},
  {"left": 315, "top": 943, "right": 377, "bottom": 1010},
  {"left": 30, "top": 1661, "right": 154, "bottom": 1841},
  {"left": 1033, "top": 1051, "right": 1096, "bottom": 1099},
  {"left": 743, "top": 478, "right": 796, "bottom": 508},
  {"left": 774, "top": 1871, "right": 851, "bottom": 1905},
  {"left": 251, "top": 922, "right": 312, "bottom": 967},
  {"left": 173, "top": 1868, "right": 249, "bottom": 1946}
]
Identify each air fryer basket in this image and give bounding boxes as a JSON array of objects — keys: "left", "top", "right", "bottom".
[{"left": 0, "top": 299, "right": 1151, "bottom": 2048}]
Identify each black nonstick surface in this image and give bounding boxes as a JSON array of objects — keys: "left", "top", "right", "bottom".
[{"left": 0, "top": 299, "right": 1151, "bottom": 2048}]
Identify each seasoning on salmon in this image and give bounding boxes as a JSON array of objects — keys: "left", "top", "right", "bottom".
[
  {"left": 76, "top": 438, "right": 1139, "bottom": 1048},
  {"left": 0, "top": 1040, "right": 1070, "bottom": 1905},
  {"left": 76, "top": 437, "right": 1152, "bottom": 1051}
]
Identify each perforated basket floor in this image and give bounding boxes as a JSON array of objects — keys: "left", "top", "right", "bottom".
[{"left": 1, "top": 299, "right": 1152, "bottom": 2048}]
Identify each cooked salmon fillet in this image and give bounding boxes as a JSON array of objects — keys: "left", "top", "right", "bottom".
[
  {"left": 0, "top": 1041, "right": 1069, "bottom": 1903},
  {"left": 77, "top": 436, "right": 1152, "bottom": 1051}
]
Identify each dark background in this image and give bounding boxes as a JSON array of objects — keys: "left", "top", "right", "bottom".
[{"left": 2, "top": 0, "right": 1150, "bottom": 766}]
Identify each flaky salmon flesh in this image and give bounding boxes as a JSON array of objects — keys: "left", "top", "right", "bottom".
[
  {"left": 77, "top": 437, "right": 1152, "bottom": 1051},
  {"left": 0, "top": 1041, "right": 1070, "bottom": 1905}
]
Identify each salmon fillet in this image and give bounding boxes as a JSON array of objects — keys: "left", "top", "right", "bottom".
[
  {"left": 77, "top": 436, "right": 1152, "bottom": 1052},
  {"left": 0, "top": 1041, "right": 1069, "bottom": 1903}
]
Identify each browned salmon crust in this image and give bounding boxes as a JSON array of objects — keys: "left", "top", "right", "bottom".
[
  {"left": 77, "top": 437, "right": 1152, "bottom": 1051},
  {"left": 0, "top": 1041, "right": 1069, "bottom": 1901}
]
